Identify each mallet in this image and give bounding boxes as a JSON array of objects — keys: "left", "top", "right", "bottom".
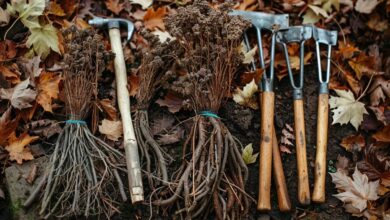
[
  {"left": 276, "top": 26, "right": 312, "bottom": 205},
  {"left": 312, "top": 26, "right": 337, "bottom": 203},
  {"left": 230, "top": 10, "right": 290, "bottom": 211},
  {"left": 89, "top": 16, "right": 144, "bottom": 203}
]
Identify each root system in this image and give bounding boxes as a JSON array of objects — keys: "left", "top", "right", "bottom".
[{"left": 24, "top": 27, "right": 125, "bottom": 219}]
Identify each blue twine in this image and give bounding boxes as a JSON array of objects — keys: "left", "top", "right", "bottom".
[
  {"left": 200, "top": 111, "right": 220, "bottom": 119},
  {"left": 66, "top": 119, "right": 87, "bottom": 125}
]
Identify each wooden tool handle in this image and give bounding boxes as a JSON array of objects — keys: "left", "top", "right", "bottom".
[
  {"left": 272, "top": 128, "right": 291, "bottom": 212},
  {"left": 109, "top": 28, "right": 144, "bottom": 203},
  {"left": 312, "top": 93, "right": 329, "bottom": 203},
  {"left": 258, "top": 91, "right": 274, "bottom": 211},
  {"left": 293, "top": 99, "right": 310, "bottom": 205}
]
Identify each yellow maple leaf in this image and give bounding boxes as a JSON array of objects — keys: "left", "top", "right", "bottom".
[
  {"left": 5, "top": 133, "right": 38, "bottom": 164},
  {"left": 242, "top": 143, "right": 258, "bottom": 165},
  {"left": 26, "top": 24, "right": 60, "bottom": 58},
  {"left": 233, "top": 79, "right": 259, "bottom": 109}
]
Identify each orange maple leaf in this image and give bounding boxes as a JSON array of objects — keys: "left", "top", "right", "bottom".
[
  {"left": 0, "top": 107, "right": 18, "bottom": 146},
  {"left": 36, "top": 72, "right": 61, "bottom": 112},
  {"left": 5, "top": 133, "right": 38, "bottom": 164},
  {"left": 143, "top": 7, "right": 168, "bottom": 31}
]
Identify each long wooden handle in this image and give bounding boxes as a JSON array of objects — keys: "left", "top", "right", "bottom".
[
  {"left": 312, "top": 93, "right": 329, "bottom": 203},
  {"left": 258, "top": 91, "right": 274, "bottom": 211},
  {"left": 109, "top": 28, "right": 144, "bottom": 203},
  {"left": 272, "top": 128, "right": 291, "bottom": 212},
  {"left": 293, "top": 99, "right": 310, "bottom": 205}
]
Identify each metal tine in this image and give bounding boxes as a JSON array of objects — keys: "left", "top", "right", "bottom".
[
  {"left": 276, "top": 25, "right": 312, "bottom": 99},
  {"left": 229, "top": 10, "right": 289, "bottom": 90},
  {"left": 312, "top": 26, "right": 338, "bottom": 94}
]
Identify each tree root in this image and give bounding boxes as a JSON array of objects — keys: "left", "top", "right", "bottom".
[
  {"left": 24, "top": 123, "right": 126, "bottom": 219},
  {"left": 153, "top": 115, "right": 250, "bottom": 219}
]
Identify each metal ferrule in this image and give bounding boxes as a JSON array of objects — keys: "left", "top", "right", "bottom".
[
  {"left": 108, "top": 21, "right": 120, "bottom": 29},
  {"left": 293, "top": 89, "right": 303, "bottom": 100},
  {"left": 319, "top": 82, "right": 329, "bottom": 94},
  {"left": 262, "top": 79, "right": 273, "bottom": 92}
]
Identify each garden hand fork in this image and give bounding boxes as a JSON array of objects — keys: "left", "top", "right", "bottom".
[
  {"left": 312, "top": 26, "right": 337, "bottom": 203},
  {"left": 276, "top": 25, "right": 312, "bottom": 205},
  {"left": 88, "top": 16, "right": 144, "bottom": 203},
  {"left": 229, "top": 10, "right": 290, "bottom": 211}
]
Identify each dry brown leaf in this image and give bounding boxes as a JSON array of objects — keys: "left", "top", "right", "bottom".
[
  {"left": 340, "top": 134, "right": 365, "bottom": 152},
  {"left": 47, "top": 1, "right": 66, "bottom": 16},
  {"left": 342, "top": 70, "right": 361, "bottom": 96},
  {"left": 239, "top": 69, "right": 263, "bottom": 86},
  {"left": 156, "top": 92, "right": 184, "bottom": 113},
  {"left": 105, "top": 0, "right": 125, "bottom": 15},
  {"left": 372, "top": 125, "right": 390, "bottom": 143},
  {"left": 0, "top": 78, "right": 37, "bottom": 110},
  {"left": 348, "top": 53, "right": 381, "bottom": 79},
  {"left": 337, "top": 41, "right": 360, "bottom": 59},
  {"left": 355, "top": 0, "right": 380, "bottom": 14},
  {"left": 36, "top": 72, "right": 61, "bottom": 112},
  {"left": 143, "top": 7, "right": 167, "bottom": 31},
  {"left": 0, "top": 64, "right": 20, "bottom": 84},
  {"left": 99, "top": 119, "right": 123, "bottom": 141},
  {"left": 366, "top": 14, "right": 388, "bottom": 32},
  {"left": 5, "top": 133, "right": 38, "bottom": 164},
  {"left": 336, "top": 155, "right": 350, "bottom": 174},
  {"left": 99, "top": 99, "right": 117, "bottom": 120},
  {"left": 368, "top": 76, "right": 390, "bottom": 106},
  {"left": 0, "top": 40, "right": 17, "bottom": 61},
  {"left": 234, "top": 0, "right": 258, "bottom": 11},
  {"left": 331, "top": 167, "right": 379, "bottom": 213},
  {"left": 128, "top": 73, "right": 139, "bottom": 97},
  {"left": 0, "top": 107, "right": 18, "bottom": 146}
]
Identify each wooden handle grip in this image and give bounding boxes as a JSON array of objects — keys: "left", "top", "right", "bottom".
[
  {"left": 272, "top": 128, "right": 291, "bottom": 212},
  {"left": 312, "top": 94, "right": 329, "bottom": 203},
  {"left": 109, "top": 28, "right": 144, "bottom": 203},
  {"left": 293, "top": 99, "right": 311, "bottom": 205},
  {"left": 258, "top": 91, "right": 274, "bottom": 211}
]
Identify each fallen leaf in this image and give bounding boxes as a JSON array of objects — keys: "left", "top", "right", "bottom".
[
  {"left": 0, "top": 40, "right": 17, "bottom": 61},
  {"left": 372, "top": 125, "right": 390, "bottom": 143},
  {"left": 342, "top": 70, "right": 361, "bottom": 96},
  {"left": 143, "top": 7, "right": 167, "bottom": 31},
  {"left": 6, "top": 0, "right": 45, "bottom": 29},
  {"left": 330, "top": 166, "right": 379, "bottom": 213},
  {"left": 279, "top": 123, "right": 294, "bottom": 154},
  {"left": 21, "top": 56, "right": 42, "bottom": 79},
  {"left": 322, "top": 0, "right": 340, "bottom": 12},
  {"left": 105, "top": 0, "right": 125, "bottom": 15},
  {"left": 337, "top": 41, "right": 360, "bottom": 59},
  {"left": 366, "top": 14, "right": 388, "bottom": 32},
  {"left": 355, "top": 0, "right": 380, "bottom": 14},
  {"left": 128, "top": 74, "right": 139, "bottom": 97},
  {"left": 368, "top": 76, "right": 390, "bottom": 106},
  {"left": 47, "top": 1, "right": 66, "bottom": 16},
  {"left": 5, "top": 133, "right": 38, "bottom": 164},
  {"left": 26, "top": 24, "right": 61, "bottom": 58},
  {"left": 99, "top": 99, "right": 118, "bottom": 120},
  {"left": 27, "top": 119, "right": 62, "bottom": 138},
  {"left": 78, "top": 0, "right": 93, "bottom": 18},
  {"left": 234, "top": 0, "right": 258, "bottom": 11},
  {"left": 239, "top": 41, "right": 257, "bottom": 64},
  {"left": 130, "top": 0, "right": 153, "bottom": 10},
  {"left": 242, "top": 143, "right": 258, "bottom": 165},
  {"left": 0, "top": 7, "right": 10, "bottom": 27},
  {"left": 0, "top": 64, "right": 21, "bottom": 84},
  {"left": 36, "top": 72, "right": 61, "bottom": 112},
  {"left": 340, "top": 134, "right": 365, "bottom": 152},
  {"left": 99, "top": 119, "right": 123, "bottom": 141},
  {"left": 336, "top": 155, "right": 350, "bottom": 174},
  {"left": 151, "top": 29, "right": 175, "bottom": 43},
  {"left": 157, "top": 127, "right": 184, "bottom": 145},
  {"left": 308, "top": 4, "right": 329, "bottom": 17},
  {"left": 348, "top": 53, "right": 379, "bottom": 79},
  {"left": 0, "top": 107, "right": 18, "bottom": 145},
  {"left": 232, "top": 79, "right": 258, "bottom": 110},
  {"left": 0, "top": 78, "right": 37, "bottom": 109},
  {"left": 329, "top": 89, "right": 368, "bottom": 130},
  {"left": 156, "top": 92, "right": 184, "bottom": 113},
  {"left": 239, "top": 69, "right": 263, "bottom": 86},
  {"left": 302, "top": 8, "right": 321, "bottom": 24}
]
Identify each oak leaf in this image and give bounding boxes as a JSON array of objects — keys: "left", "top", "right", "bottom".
[
  {"left": 329, "top": 89, "right": 368, "bottom": 130},
  {"left": 355, "top": 0, "right": 380, "bottom": 14},
  {"left": 143, "top": 7, "right": 167, "bottom": 31},
  {"left": 26, "top": 24, "right": 60, "bottom": 58},
  {"left": 99, "top": 119, "right": 123, "bottom": 141},
  {"left": 5, "top": 133, "right": 38, "bottom": 164},
  {"left": 233, "top": 79, "right": 258, "bottom": 110},
  {"left": 330, "top": 167, "right": 379, "bottom": 213},
  {"left": 105, "top": 0, "right": 125, "bottom": 15},
  {"left": 242, "top": 143, "right": 258, "bottom": 165},
  {"left": 0, "top": 78, "right": 37, "bottom": 109},
  {"left": 129, "top": 0, "right": 153, "bottom": 10},
  {"left": 36, "top": 72, "right": 61, "bottom": 112}
]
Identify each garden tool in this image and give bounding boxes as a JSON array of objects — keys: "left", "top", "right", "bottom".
[
  {"left": 276, "top": 25, "right": 312, "bottom": 205},
  {"left": 229, "top": 10, "right": 290, "bottom": 211},
  {"left": 89, "top": 16, "right": 144, "bottom": 203},
  {"left": 312, "top": 26, "right": 338, "bottom": 203}
]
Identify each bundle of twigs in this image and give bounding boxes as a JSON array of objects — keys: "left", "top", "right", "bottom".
[
  {"left": 24, "top": 27, "right": 126, "bottom": 219},
  {"left": 153, "top": 1, "right": 251, "bottom": 219},
  {"left": 134, "top": 33, "right": 178, "bottom": 190}
]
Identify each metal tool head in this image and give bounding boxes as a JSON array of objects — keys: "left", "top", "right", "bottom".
[
  {"left": 88, "top": 16, "right": 135, "bottom": 41},
  {"left": 276, "top": 25, "right": 312, "bottom": 43},
  {"left": 276, "top": 26, "right": 312, "bottom": 100},
  {"left": 312, "top": 26, "right": 338, "bottom": 94},
  {"left": 229, "top": 10, "right": 290, "bottom": 92},
  {"left": 229, "top": 10, "right": 289, "bottom": 31}
]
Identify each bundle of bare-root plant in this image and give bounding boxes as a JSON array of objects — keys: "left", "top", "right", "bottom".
[
  {"left": 24, "top": 27, "right": 126, "bottom": 219},
  {"left": 153, "top": 1, "right": 252, "bottom": 219},
  {"left": 134, "top": 33, "right": 178, "bottom": 190}
]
